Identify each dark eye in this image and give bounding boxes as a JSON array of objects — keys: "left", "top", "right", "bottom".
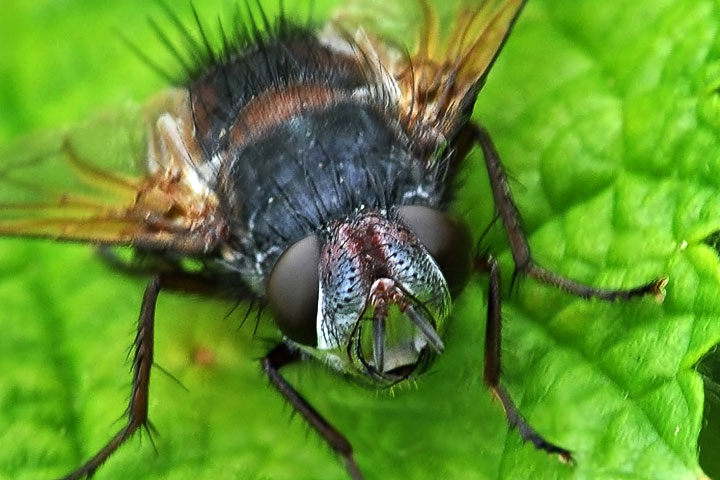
[
  {"left": 398, "top": 205, "right": 473, "bottom": 297},
  {"left": 267, "top": 235, "right": 320, "bottom": 346}
]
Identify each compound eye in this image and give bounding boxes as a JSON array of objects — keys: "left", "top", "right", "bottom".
[
  {"left": 398, "top": 205, "right": 473, "bottom": 297},
  {"left": 267, "top": 235, "right": 320, "bottom": 346}
]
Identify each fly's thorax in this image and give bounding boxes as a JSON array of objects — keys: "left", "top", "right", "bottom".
[{"left": 266, "top": 208, "right": 473, "bottom": 385}]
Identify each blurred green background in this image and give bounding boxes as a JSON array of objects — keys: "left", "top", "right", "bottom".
[{"left": 1, "top": 1, "right": 720, "bottom": 479}]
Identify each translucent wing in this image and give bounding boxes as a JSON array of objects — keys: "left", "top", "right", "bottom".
[
  {"left": 333, "top": 0, "right": 526, "bottom": 146},
  {"left": 0, "top": 89, "right": 226, "bottom": 254}
]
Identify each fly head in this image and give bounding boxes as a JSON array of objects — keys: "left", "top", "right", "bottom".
[{"left": 267, "top": 208, "right": 473, "bottom": 385}]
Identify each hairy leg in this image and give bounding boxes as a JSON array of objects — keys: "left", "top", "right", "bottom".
[
  {"left": 476, "top": 254, "right": 572, "bottom": 462},
  {"left": 262, "top": 344, "right": 364, "bottom": 480},
  {"left": 469, "top": 123, "right": 667, "bottom": 301},
  {"left": 59, "top": 276, "right": 161, "bottom": 480}
]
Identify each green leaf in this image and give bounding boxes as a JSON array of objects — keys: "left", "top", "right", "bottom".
[{"left": 1, "top": 1, "right": 719, "bottom": 479}]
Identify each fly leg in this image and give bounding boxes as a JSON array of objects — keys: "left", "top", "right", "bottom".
[
  {"left": 463, "top": 124, "right": 666, "bottom": 462},
  {"left": 469, "top": 123, "right": 667, "bottom": 301},
  {"left": 475, "top": 254, "right": 572, "bottom": 462},
  {"left": 262, "top": 344, "right": 363, "bottom": 480},
  {"left": 96, "top": 246, "right": 252, "bottom": 297},
  {"left": 59, "top": 276, "right": 161, "bottom": 480}
]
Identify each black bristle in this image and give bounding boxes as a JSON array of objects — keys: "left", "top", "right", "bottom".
[
  {"left": 115, "top": 28, "right": 178, "bottom": 84},
  {"left": 157, "top": 1, "right": 207, "bottom": 69},
  {"left": 190, "top": 5, "right": 216, "bottom": 65},
  {"left": 148, "top": 16, "right": 195, "bottom": 80},
  {"left": 253, "top": 0, "right": 274, "bottom": 36}
]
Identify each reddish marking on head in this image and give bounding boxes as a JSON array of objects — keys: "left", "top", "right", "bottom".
[{"left": 326, "top": 212, "right": 417, "bottom": 282}]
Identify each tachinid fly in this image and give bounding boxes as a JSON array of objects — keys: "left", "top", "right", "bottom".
[{"left": 0, "top": 1, "right": 668, "bottom": 479}]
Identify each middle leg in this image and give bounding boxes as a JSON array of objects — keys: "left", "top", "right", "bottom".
[{"left": 476, "top": 253, "right": 572, "bottom": 462}]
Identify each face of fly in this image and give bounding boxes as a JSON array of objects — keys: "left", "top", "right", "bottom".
[{"left": 312, "top": 211, "right": 451, "bottom": 385}]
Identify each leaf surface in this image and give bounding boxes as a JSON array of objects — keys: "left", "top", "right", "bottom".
[{"left": 0, "top": 1, "right": 718, "bottom": 479}]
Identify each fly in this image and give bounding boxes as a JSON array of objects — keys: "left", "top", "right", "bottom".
[{"left": 0, "top": 1, "right": 667, "bottom": 479}]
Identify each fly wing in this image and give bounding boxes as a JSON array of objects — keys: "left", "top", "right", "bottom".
[
  {"left": 333, "top": 0, "right": 526, "bottom": 147},
  {"left": 0, "top": 89, "right": 226, "bottom": 255}
]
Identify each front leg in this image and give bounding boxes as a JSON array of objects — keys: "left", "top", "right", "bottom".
[
  {"left": 468, "top": 123, "right": 667, "bottom": 301},
  {"left": 262, "top": 344, "right": 363, "bottom": 480}
]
